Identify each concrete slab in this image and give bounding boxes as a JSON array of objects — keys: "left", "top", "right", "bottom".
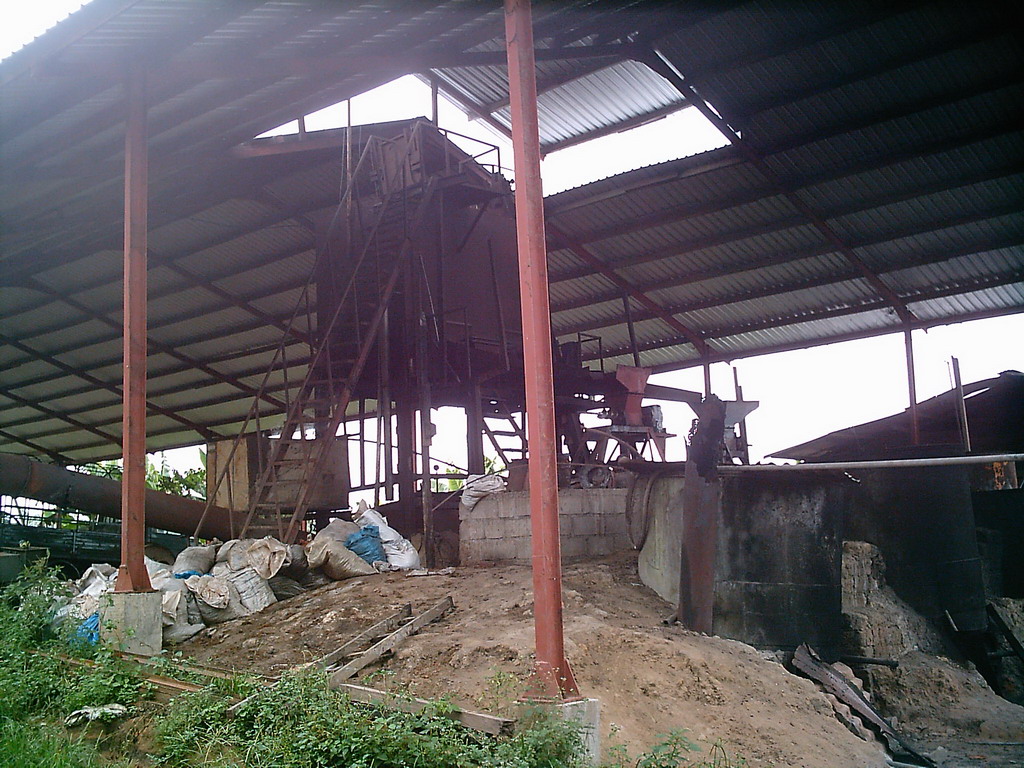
[
  {"left": 100, "top": 590, "right": 162, "bottom": 656},
  {"left": 558, "top": 697, "right": 601, "bottom": 766}
]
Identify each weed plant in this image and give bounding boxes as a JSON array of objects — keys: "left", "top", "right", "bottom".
[{"left": 0, "top": 563, "right": 748, "bottom": 768}]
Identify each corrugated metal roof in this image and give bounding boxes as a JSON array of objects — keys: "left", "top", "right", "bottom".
[{"left": 2, "top": 0, "right": 1021, "bottom": 461}]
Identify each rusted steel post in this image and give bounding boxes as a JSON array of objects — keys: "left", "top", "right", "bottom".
[
  {"left": 116, "top": 66, "right": 153, "bottom": 593},
  {"left": 952, "top": 356, "right": 971, "bottom": 452},
  {"left": 904, "top": 328, "right": 920, "bottom": 446},
  {"left": 504, "top": 0, "right": 578, "bottom": 699}
]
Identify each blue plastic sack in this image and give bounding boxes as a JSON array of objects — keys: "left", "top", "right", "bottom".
[
  {"left": 345, "top": 525, "right": 386, "bottom": 565},
  {"left": 173, "top": 569, "right": 203, "bottom": 579},
  {"left": 75, "top": 612, "right": 100, "bottom": 646}
]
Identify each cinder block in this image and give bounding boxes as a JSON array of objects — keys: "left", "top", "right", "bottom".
[
  {"left": 603, "top": 513, "right": 629, "bottom": 537},
  {"left": 472, "top": 495, "right": 501, "bottom": 520},
  {"left": 560, "top": 537, "right": 588, "bottom": 559},
  {"left": 459, "top": 519, "right": 483, "bottom": 543},
  {"left": 501, "top": 516, "right": 533, "bottom": 539},
  {"left": 558, "top": 698, "right": 601, "bottom": 766},
  {"left": 482, "top": 519, "right": 505, "bottom": 539},
  {"left": 570, "top": 515, "right": 602, "bottom": 537},
  {"left": 586, "top": 537, "right": 613, "bottom": 557},
  {"left": 609, "top": 534, "right": 634, "bottom": 551},
  {"left": 497, "top": 493, "right": 528, "bottom": 518},
  {"left": 506, "top": 536, "right": 532, "bottom": 560}
]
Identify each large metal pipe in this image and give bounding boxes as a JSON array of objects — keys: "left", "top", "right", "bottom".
[
  {"left": 504, "top": 0, "right": 578, "bottom": 699},
  {"left": 0, "top": 452, "right": 235, "bottom": 541}
]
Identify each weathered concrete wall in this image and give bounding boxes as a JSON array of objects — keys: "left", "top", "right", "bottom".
[
  {"left": 713, "top": 472, "right": 850, "bottom": 654},
  {"left": 459, "top": 489, "right": 631, "bottom": 563},
  {"left": 638, "top": 470, "right": 851, "bottom": 653},
  {"left": 847, "top": 466, "right": 986, "bottom": 630}
]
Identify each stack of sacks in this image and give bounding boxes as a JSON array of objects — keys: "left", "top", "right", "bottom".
[
  {"left": 305, "top": 519, "right": 377, "bottom": 580},
  {"left": 460, "top": 473, "right": 506, "bottom": 511},
  {"left": 183, "top": 538, "right": 284, "bottom": 625},
  {"left": 150, "top": 556, "right": 206, "bottom": 644},
  {"left": 354, "top": 501, "right": 421, "bottom": 570}
]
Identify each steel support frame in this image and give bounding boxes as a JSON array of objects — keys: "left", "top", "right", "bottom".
[
  {"left": 643, "top": 48, "right": 917, "bottom": 326},
  {"left": 115, "top": 68, "right": 153, "bottom": 593},
  {"left": 504, "top": 0, "right": 578, "bottom": 700},
  {"left": 547, "top": 223, "right": 711, "bottom": 359},
  {"left": 904, "top": 328, "right": 920, "bottom": 445},
  {"left": 590, "top": 270, "right": 1023, "bottom": 365}
]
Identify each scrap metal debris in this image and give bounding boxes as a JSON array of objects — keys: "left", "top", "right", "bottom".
[{"left": 793, "top": 644, "right": 936, "bottom": 767}]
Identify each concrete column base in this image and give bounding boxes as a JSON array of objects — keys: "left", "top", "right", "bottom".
[
  {"left": 100, "top": 590, "right": 162, "bottom": 656},
  {"left": 558, "top": 697, "right": 601, "bottom": 765}
]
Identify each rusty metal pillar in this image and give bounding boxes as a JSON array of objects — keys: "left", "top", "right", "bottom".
[
  {"left": 904, "top": 328, "right": 920, "bottom": 446},
  {"left": 115, "top": 67, "right": 153, "bottom": 593},
  {"left": 504, "top": 0, "right": 578, "bottom": 699}
]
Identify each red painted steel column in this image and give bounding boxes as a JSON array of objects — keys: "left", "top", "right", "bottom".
[
  {"left": 504, "top": 0, "right": 578, "bottom": 699},
  {"left": 115, "top": 67, "right": 153, "bottom": 593}
]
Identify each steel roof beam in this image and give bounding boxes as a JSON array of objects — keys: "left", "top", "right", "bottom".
[
  {"left": 1, "top": 1, "right": 259, "bottom": 140},
  {"left": 556, "top": 237, "right": 1024, "bottom": 336},
  {"left": 735, "top": 22, "right": 1009, "bottom": 122},
  {"left": 24, "top": 278, "right": 288, "bottom": 412},
  {"left": 761, "top": 75, "right": 1023, "bottom": 159},
  {"left": 0, "top": 429, "right": 71, "bottom": 464},
  {"left": 0, "top": 354, "right": 311, "bottom": 429},
  {"left": 591, "top": 272, "right": 1023, "bottom": 365},
  {"left": 549, "top": 106, "right": 1019, "bottom": 285},
  {"left": 544, "top": 119, "right": 1018, "bottom": 226},
  {"left": 0, "top": 333, "right": 222, "bottom": 442},
  {"left": 1, "top": 0, "right": 426, "bottom": 168},
  {"left": 635, "top": 305, "right": 1024, "bottom": 375},
  {"left": 540, "top": 100, "right": 690, "bottom": 155},
  {"left": 5, "top": 267, "right": 310, "bottom": 350},
  {"left": 17, "top": 404, "right": 287, "bottom": 460},
  {"left": 0, "top": 386, "right": 121, "bottom": 448},
  {"left": 549, "top": 171, "right": 1024, "bottom": 307},
  {"left": 552, "top": 155, "right": 1024, "bottom": 261},
  {"left": 3, "top": 379, "right": 299, "bottom": 440},
  {"left": 646, "top": 48, "right": 916, "bottom": 324},
  {"left": 2, "top": 301, "right": 312, "bottom": 393},
  {"left": 546, "top": 222, "right": 711, "bottom": 356}
]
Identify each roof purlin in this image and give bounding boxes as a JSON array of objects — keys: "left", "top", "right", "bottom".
[
  {"left": 547, "top": 222, "right": 712, "bottom": 357},
  {"left": 644, "top": 47, "right": 917, "bottom": 325}
]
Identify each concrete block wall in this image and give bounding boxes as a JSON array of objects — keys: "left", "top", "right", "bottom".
[{"left": 459, "top": 489, "right": 631, "bottom": 563}]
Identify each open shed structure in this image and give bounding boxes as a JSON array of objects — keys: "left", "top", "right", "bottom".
[
  {"left": 1, "top": 0, "right": 1022, "bottom": 695},
  {"left": 2, "top": 0, "right": 1021, "bottom": 463}
]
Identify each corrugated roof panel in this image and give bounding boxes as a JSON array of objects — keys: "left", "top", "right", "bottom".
[
  {"left": 710, "top": 308, "right": 899, "bottom": 356},
  {"left": 885, "top": 249, "right": 1022, "bottom": 296},
  {"left": 857, "top": 212, "right": 1023, "bottom": 272},
  {"left": 911, "top": 284, "right": 1024, "bottom": 321},
  {"left": 490, "top": 60, "right": 686, "bottom": 147}
]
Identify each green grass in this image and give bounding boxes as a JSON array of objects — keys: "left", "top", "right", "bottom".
[
  {"left": 0, "top": 562, "right": 748, "bottom": 768},
  {"left": 0, "top": 717, "right": 127, "bottom": 768}
]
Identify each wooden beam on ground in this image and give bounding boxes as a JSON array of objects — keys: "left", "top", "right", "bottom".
[
  {"left": 319, "top": 605, "right": 413, "bottom": 669},
  {"left": 328, "top": 596, "right": 455, "bottom": 684},
  {"left": 226, "top": 605, "right": 415, "bottom": 717},
  {"left": 337, "top": 682, "right": 515, "bottom": 736}
]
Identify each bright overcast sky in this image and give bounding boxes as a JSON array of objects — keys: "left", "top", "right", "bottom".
[{"left": 4, "top": 3, "right": 1021, "bottom": 476}]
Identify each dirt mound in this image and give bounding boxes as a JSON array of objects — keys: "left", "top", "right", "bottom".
[{"left": 180, "top": 554, "right": 885, "bottom": 767}]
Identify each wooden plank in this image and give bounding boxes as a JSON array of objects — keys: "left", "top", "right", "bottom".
[
  {"left": 337, "top": 682, "right": 514, "bottom": 736},
  {"left": 226, "top": 604, "right": 415, "bottom": 717},
  {"left": 321, "top": 605, "right": 413, "bottom": 669},
  {"left": 329, "top": 596, "right": 455, "bottom": 684}
]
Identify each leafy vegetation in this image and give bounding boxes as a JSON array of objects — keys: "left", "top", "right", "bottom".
[
  {"left": 0, "top": 563, "right": 747, "bottom": 768},
  {"left": 76, "top": 454, "right": 206, "bottom": 500}
]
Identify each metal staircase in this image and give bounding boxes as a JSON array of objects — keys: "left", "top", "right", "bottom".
[{"left": 197, "top": 121, "right": 506, "bottom": 543}]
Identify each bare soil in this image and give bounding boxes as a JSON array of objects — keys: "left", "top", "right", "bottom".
[{"left": 180, "top": 554, "right": 887, "bottom": 767}]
